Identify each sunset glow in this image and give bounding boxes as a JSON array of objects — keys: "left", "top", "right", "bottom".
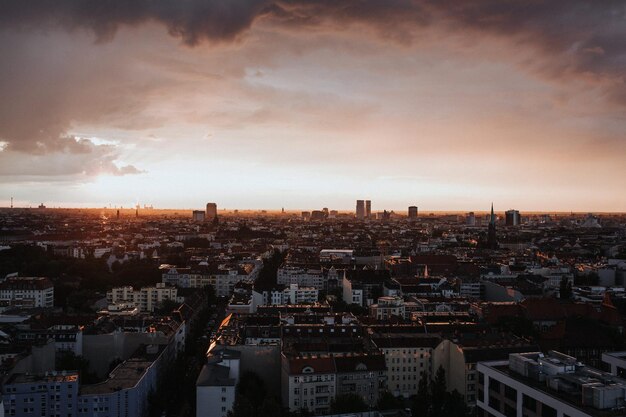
[{"left": 0, "top": 1, "right": 624, "bottom": 212}]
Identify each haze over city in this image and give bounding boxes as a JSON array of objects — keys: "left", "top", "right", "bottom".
[{"left": 1, "top": 1, "right": 625, "bottom": 211}]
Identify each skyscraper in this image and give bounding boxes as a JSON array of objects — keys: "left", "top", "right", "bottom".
[
  {"left": 356, "top": 200, "right": 365, "bottom": 219},
  {"left": 466, "top": 211, "right": 476, "bottom": 226},
  {"left": 192, "top": 210, "right": 205, "bottom": 222},
  {"left": 365, "top": 200, "right": 371, "bottom": 219},
  {"left": 487, "top": 203, "right": 498, "bottom": 249},
  {"left": 206, "top": 202, "right": 218, "bottom": 221},
  {"left": 408, "top": 206, "right": 418, "bottom": 219},
  {"left": 505, "top": 209, "right": 521, "bottom": 226}
]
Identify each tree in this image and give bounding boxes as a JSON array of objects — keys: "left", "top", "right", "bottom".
[
  {"left": 377, "top": 390, "right": 402, "bottom": 410},
  {"left": 329, "top": 393, "right": 368, "bottom": 414},
  {"left": 411, "top": 368, "right": 471, "bottom": 417},
  {"left": 559, "top": 276, "right": 572, "bottom": 299},
  {"left": 412, "top": 371, "right": 430, "bottom": 417},
  {"left": 228, "top": 372, "right": 289, "bottom": 417},
  {"left": 236, "top": 371, "right": 267, "bottom": 407},
  {"left": 228, "top": 395, "right": 255, "bottom": 417},
  {"left": 430, "top": 366, "right": 447, "bottom": 417},
  {"left": 443, "top": 390, "right": 469, "bottom": 417}
]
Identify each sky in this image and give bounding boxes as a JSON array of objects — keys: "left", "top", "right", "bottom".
[{"left": 0, "top": 1, "right": 625, "bottom": 212}]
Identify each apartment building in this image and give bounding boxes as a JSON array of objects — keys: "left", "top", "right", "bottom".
[
  {"left": 162, "top": 262, "right": 261, "bottom": 297},
  {"left": 106, "top": 283, "right": 183, "bottom": 313},
  {"left": 372, "top": 334, "right": 441, "bottom": 398},
  {"left": 369, "top": 296, "right": 406, "bottom": 320},
  {"left": 282, "top": 355, "right": 337, "bottom": 414},
  {"left": 477, "top": 351, "right": 626, "bottom": 417},
  {"left": 433, "top": 335, "right": 539, "bottom": 406},
  {"left": 0, "top": 277, "right": 54, "bottom": 308},
  {"left": 277, "top": 266, "right": 327, "bottom": 290},
  {"left": 196, "top": 348, "right": 240, "bottom": 417},
  {"left": 2, "top": 345, "right": 168, "bottom": 417}
]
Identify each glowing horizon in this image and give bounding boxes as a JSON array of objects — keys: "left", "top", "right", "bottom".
[{"left": 1, "top": 2, "right": 624, "bottom": 212}]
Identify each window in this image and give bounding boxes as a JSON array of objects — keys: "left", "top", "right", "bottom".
[
  {"left": 478, "top": 371, "right": 484, "bottom": 384},
  {"left": 541, "top": 404, "right": 557, "bottom": 417},
  {"left": 489, "top": 396, "right": 500, "bottom": 411},
  {"left": 504, "top": 385, "right": 517, "bottom": 402},
  {"left": 489, "top": 378, "right": 501, "bottom": 393},
  {"left": 522, "top": 394, "right": 536, "bottom": 412},
  {"left": 504, "top": 403, "right": 516, "bottom": 417}
]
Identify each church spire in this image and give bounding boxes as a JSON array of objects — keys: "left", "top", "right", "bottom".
[{"left": 490, "top": 202, "right": 495, "bottom": 225}]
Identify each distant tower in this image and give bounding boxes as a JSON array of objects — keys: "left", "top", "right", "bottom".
[
  {"left": 116, "top": 209, "right": 120, "bottom": 219},
  {"left": 192, "top": 210, "right": 205, "bottom": 222},
  {"left": 466, "top": 211, "right": 476, "bottom": 226},
  {"left": 206, "top": 202, "right": 218, "bottom": 221},
  {"left": 10, "top": 197, "right": 13, "bottom": 208},
  {"left": 365, "top": 200, "right": 371, "bottom": 219},
  {"left": 487, "top": 203, "right": 498, "bottom": 249},
  {"left": 505, "top": 209, "right": 521, "bottom": 226},
  {"left": 408, "top": 206, "right": 418, "bottom": 219},
  {"left": 356, "top": 200, "right": 365, "bottom": 219}
]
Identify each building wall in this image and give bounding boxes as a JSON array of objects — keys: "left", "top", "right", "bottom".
[
  {"left": 107, "top": 285, "right": 182, "bottom": 312},
  {"left": 83, "top": 332, "right": 170, "bottom": 379},
  {"left": 477, "top": 362, "right": 591, "bottom": 417},
  {"left": 196, "top": 384, "right": 236, "bottom": 417},
  {"left": 433, "top": 339, "right": 474, "bottom": 404},
  {"left": 382, "top": 346, "right": 433, "bottom": 398},
  {"left": 1, "top": 373, "right": 79, "bottom": 417}
]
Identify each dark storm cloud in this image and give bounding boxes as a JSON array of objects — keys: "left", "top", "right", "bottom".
[
  {"left": 1, "top": 0, "right": 623, "bottom": 79},
  {"left": 0, "top": 0, "right": 272, "bottom": 45},
  {"left": 0, "top": 0, "right": 624, "bottom": 160}
]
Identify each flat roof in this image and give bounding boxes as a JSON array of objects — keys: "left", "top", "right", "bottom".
[
  {"left": 80, "top": 359, "right": 153, "bottom": 395},
  {"left": 7, "top": 372, "right": 79, "bottom": 385}
]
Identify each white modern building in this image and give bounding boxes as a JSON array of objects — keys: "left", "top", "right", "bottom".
[
  {"left": 106, "top": 283, "right": 183, "bottom": 313},
  {"left": 369, "top": 296, "right": 405, "bottom": 320},
  {"left": 0, "top": 277, "right": 54, "bottom": 308},
  {"left": 277, "top": 266, "right": 327, "bottom": 290},
  {"left": 196, "top": 347, "right": 241, "bottom": 417},
  {"left": 477, "top": 351, "right": 626, "bottom": 417}
]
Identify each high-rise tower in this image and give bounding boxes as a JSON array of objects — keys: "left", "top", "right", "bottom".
[
  {"left": 356, "top": 200, "right": 365, "bottom": 219},
  {"left": 505, "top": 209, "right": 521, "bottom": 226},
  {"left": 487, "top": 203, "right": 498, "bottom": 249},
  {"left": 365, "top": 200, "right": 371, "bottom": 219},
  {"left": 206, "top": 202, "right": 218, "bottom": 221}
]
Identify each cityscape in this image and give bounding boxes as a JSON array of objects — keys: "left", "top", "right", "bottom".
[
  {"left": 1, "top": 204, "right": 626, "bottom": 417},
  {"left": 1, "top": 2, "right": 626, "bottom": 417}
]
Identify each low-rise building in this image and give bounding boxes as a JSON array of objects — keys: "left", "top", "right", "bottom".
[
  {"left": 0, "top": 277, "right": 54, "bottom": 308},
  {"left": 478, "top": 351, "right": 626, "bottom": 417},
  {"left": 372, "top": 334, "right": 440, "bottom": 398},
  {"left": 433, "top": 334, "right": 539, "bottom": 406},
  {"left": 369, "top": 296, "right": 406, "bottom": 320},
  {"left": 106, "top": 283, "right": 183, "bottom": 313},
  {"left": 196, "top": 348, "right": 241, "bottom": 417}
]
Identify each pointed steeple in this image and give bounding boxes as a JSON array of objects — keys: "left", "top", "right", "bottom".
[{"left": 490, "top": 202, "right": 495, "bottom": 225}]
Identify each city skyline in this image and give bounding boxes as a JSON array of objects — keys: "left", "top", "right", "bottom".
[{"left": 1, "top": 2, "right": 625, "bottom": 211}]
